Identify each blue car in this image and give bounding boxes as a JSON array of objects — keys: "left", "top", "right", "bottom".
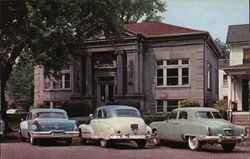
[{"left": 19, "top": 108, "right": 79, "bottom": 145}]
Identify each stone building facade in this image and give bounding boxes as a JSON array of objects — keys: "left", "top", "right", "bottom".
[{"left": 34, "top": 22, "right": 221, "bottom": 114}]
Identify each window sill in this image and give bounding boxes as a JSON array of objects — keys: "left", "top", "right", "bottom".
[
  {"left": 156, "top": 85, "right": 191, "bottom": 88},
  {"left": 44, "top": 88, "right": 72, "bottom": 91}
]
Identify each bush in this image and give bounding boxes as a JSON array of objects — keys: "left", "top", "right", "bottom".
[
  {"left": 213, "top": 100, "right": 228, "bottom": 119},
  {"left": 61, "top": 102, "right": 95, "bottom": 117},
  {"left": 180, "top": 99, "right": 200, "bottom": 107},
  {"left": 111, "top": 100, "right": 141, "bottom": 110},
  {"left": 143, "top": 115, "right": 166, "bottom": 125}
]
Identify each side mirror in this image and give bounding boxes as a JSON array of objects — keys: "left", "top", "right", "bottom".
[{"left": 21, "top": 118, "right": 24, "bottom": 122}]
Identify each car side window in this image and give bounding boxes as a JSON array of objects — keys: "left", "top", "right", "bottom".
[
  {"left": 103, "top": 110, "right": 108, "bottom": 118},
  {"left": 168, "top": 112, "right": 177, "bottom": 120},
  {"left": 179, "top": 111, "right": 187, "bottom": 119},
  {"left": 97, "top": 110, "right": 102, "bottom": 118}
]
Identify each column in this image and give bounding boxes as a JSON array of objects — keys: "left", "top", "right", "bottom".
[
  {"left": 115, "top": 50, "right": 123, "bottom": 96},
  {"left": 85, "top": 53, "right": 92, "bottom": 96},
  {"left": 126, "top": 50, "right": 139, "bottom": 95}
]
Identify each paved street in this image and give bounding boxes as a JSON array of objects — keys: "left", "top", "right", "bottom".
[{"left": 0, "top": 132, "right": 249, "bottom": 159}]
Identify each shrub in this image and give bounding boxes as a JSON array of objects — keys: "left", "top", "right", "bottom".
[
  {"left": 111, "top": 100, "right": 141, "bottom": 110},
  {"left": 213, "top": 100, "right": 228, "bottom": 119},
  {"left": 143, "top": 115, "right": 166, "bottom": 125},
  {"left": 61, "top": 102, "right": 95, "bottom": 117},
  {"left": 205, "top": 96, "right": 216, "bottom": 107},
  {"left": 180, "top": 99, "right": 200, "bottom": 107},
  {"left": 34, "top": 103, "right": 47, "bottom": 108}
]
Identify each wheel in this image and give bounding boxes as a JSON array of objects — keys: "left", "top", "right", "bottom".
[
  {"left": 65, "top": 138, "right": 72, "bottom": 145},
  {"left": 152, "top": 130, "right": 161, "bottom": 146},
  {"left": 100, "top": 139, "right": 111, "bottom": 148},
  {"left": 188, "top": 136, "right": 200, "bottom": 151},
  {"left": 30, "top": 136, "right": 37, "bottom": 145},
  {"left": 136, "top": 140, "right": 147, "bottom": 149},
  {"left": 221, "top": 143, "right": 236, "bottom": 152}
]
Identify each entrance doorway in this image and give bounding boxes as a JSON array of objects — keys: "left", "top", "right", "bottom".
[
  {"left": 242, "top": 80, "right": 249, "bottom": 111},
  {"left": 97, "top": 76, "right": 115, "bottom": 105}
]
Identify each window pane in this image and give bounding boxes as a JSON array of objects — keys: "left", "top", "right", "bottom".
[
  {"left": 53, "top": 76, "right": 62, "bottom": 89},
  {"left": 182, "top": 68, "right": 189, "bottom": 85},
  {"left": 157, "top": 69, "right": 163, "bottom": 77},
  {"left": 157, "top": 60, "right": 163, "bottom": 66},
  {"left": 157, "top": 69, "right": 163, "bottom": 86},
  {"left": 182, "top": 59, "right": 189, "bottom": 64},
  {"left": 167, "top": 60, "right": 178, "bottom": 65},
  {"left": 196, "top": 111, "right": 213, "bottom": 119},
  {"left": 167, "top": 68, "right": 178, "bottom": 86},
  {"left": 167, "top": 100, "right": 179, "bottom": 112},
  {"left": 157, "top": 101, "right": 163, "bottom": 112}
]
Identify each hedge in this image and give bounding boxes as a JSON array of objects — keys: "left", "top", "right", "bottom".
[{"left": 142, "top": 114, "right": 166, "bottom": 125}]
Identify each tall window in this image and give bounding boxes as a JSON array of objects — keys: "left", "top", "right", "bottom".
[
  {"left": 223, "top": 74, "right": 228, "bottom": 86},
  {"left": 156, "top": 59, "right": 189, "bottom": 86},
  {"left": 207, "top": 63, "right": 212, "bottom": 89},
  {"left": 44, "top": 69, "right": 71, "bottom": 90},
  {"left": 243, "top": 48, "right": 250, "bottom": 64},
  {"left": 156, "top": 100, "right": 179, "bottom": 113}
]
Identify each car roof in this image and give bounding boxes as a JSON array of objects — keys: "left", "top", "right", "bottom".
[
  {"left": 97, "top": 105, "right": 138, "bottom": 111},
  {"left": 173, "top": 107, "right": 219, "bottom": 112},
  {"left": 30, "top": 108, "right": 66, "bottom": 113}
]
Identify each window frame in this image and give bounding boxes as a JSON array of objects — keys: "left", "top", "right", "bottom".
[
  {"left": 44, "top": 68, "right": 72, "bottom": 90},
  {"left": 156, "top": 59, "right": 190, "bottom": 87},
  {"left": 156, "top": 100, "right": 180, "bottom": 113}
]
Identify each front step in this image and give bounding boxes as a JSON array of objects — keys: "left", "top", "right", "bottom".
[{"left": 231, "top": 112, "right": 250, "bottom": 137}]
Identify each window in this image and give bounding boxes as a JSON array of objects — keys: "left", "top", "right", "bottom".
[
  {"left": 116, "top": 109, "right": 141, "bottom": 117},
  {"left": 157, "top": 69, "right": 164, "bottom": 86},
  {"left": 156, "top": 100, "right": 180, "bottom": 113},
  {"left": 223, "top": 74, "right": 228, "bottom": 86},
  {"left": 179, "top": 111, "right": 188, "bottom": 119},
  {"left": 156, "top": 59, "right": 189, "bottom": 86},
  {"left": 207, "top": 63, "right": 212, "bottom": 89},
  {"left": 168, "top": 112, "right": 178, "bottom": 120},
  {"left": 44, "top": 68, "right": 71, "bottom": 90},
  {"left": 243, "top": 48, "right": 250, "bottom": 64}
]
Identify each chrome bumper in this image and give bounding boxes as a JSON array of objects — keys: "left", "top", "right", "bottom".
[
  {"left": 199, "top": 134, "right": 245, "bottom": 143},
  {"left": 31, "top": 130, "right": 79, "bottom": 139},
  {"left": 109, "top": 134, "right": 151, "bottom": 140}
]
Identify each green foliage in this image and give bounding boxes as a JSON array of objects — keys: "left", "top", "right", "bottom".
[
  {"left": 205, "top": 96, "right": 216, "bottom": 107},
  {"left": 180, "top": 99, "right": 200, "bottom": 107},
  {"left": 6, "top": 62, "right": 34, "bottom": 109},
  {"left": 61, "top": 102, "right": 95, "bottom": 117},
  {"left": 214, "top": 100, "right": 228, "bottom": 119},
  {"left": 215, "top": 38, "right": 229, "bottom": 59},
  {"left": 110, "top": 0, "right": 167, "bottom": 23},
  {"left": 143, "top": 115, "right": 166, "bottom": 125},
  {"left": 112, "top": 100, "right": 141, "bottom": 110}
]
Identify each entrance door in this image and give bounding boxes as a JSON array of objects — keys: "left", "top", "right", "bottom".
[
  {"left": 99, "top": 84, "right": 114, "bottom": 105},
  {"left": 242, "top": 80, "right": 249, "bottom": 111}
]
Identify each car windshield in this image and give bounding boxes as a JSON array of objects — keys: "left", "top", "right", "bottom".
[
  {"left": 116, "top": 109, "right": 141, "bottom": 117},
  {"left": 212, "top": 112, "right": 223, "bottom": 119},
  {"left": 196, "top": 111, "right": 223, "bottom": 119},
  {"left": 32, "top": 112, "right": 67, "bottom": 119}
]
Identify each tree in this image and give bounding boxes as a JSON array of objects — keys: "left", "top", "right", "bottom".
[
  {"left": 215, "top": 38, "right": 229, "bottom": 59},
  {"left": 0, "top": 0, "right": 122, "bottom": 122},
  {"left": 110, "top": 0, "right": 166, "bottom": 23},
  {"left": 6, "top": 60, "right": 34, "bottom": 110},
  {"left": 0, "top": 0, "right": 167, "bottom": 124}
]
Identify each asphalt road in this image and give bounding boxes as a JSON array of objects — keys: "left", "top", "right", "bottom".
[{"left": 0, "top": 132, "right": 249, "bottom": 159}]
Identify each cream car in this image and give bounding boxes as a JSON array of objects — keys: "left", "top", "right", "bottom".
[{"left": 79, "top": 105, "right": 152, "bottom": 148}]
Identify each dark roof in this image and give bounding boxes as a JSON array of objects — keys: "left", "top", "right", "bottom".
[
  {"left": 124, "top": 22, "right": 206, "bottom": 37},
  {"left": 219, "top": 59, "right": 229, "bottom": 69},
  {"left": 226, "top": 24, "right": 250, "bottom": 44}
]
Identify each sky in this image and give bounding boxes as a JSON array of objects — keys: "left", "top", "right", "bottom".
[{"left": 162, "top": 0, "right": 249, "bottom": 42}]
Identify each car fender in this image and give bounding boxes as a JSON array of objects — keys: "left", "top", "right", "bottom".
[{"left": 79, "top": 124, "right": 94, "bottom": 138}]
